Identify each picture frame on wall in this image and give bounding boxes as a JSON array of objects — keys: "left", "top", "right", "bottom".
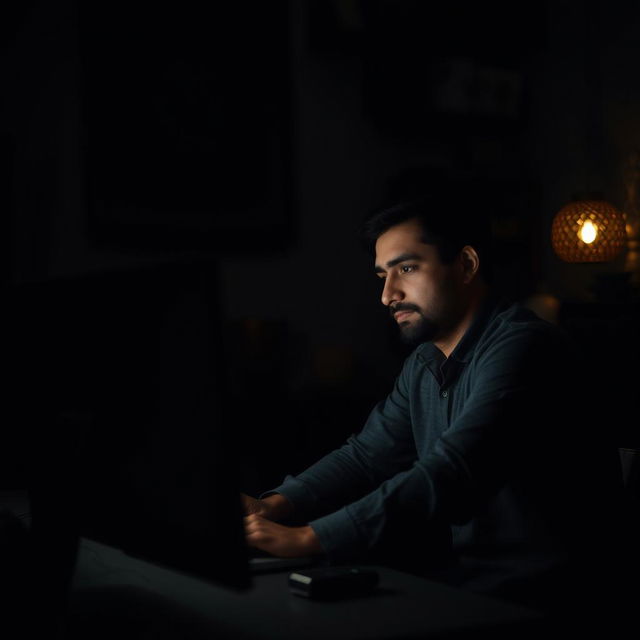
[{"left": 78, "top": 1, "right": 293, "bottom": 254}]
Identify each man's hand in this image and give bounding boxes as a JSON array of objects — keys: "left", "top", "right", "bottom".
[
  {"left": 240, "top": 493, "right": 293, "bottom": 522},
  {"left": 241, "top": 493, "right": 268, "bottom": 516},
  {"left": 244, "top": 514, "right": 323, "bottom": 558}
]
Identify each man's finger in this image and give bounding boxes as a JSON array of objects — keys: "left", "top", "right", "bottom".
[{"left": 244, "top": 513, "right": 264, "bottom": 528}]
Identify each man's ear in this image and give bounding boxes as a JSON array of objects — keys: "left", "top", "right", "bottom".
[{"left": 459, "top": 245, "right": 480, "bottom": 283}]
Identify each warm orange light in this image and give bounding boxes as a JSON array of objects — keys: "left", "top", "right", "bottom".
[
  {"left": 551, "top": 200, "right": 626, "bottom": 262},
  {"left": 578, "top": 219, "right": 597, "bottom": 244}
]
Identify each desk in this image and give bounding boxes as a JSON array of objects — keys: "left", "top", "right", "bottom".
[{"left": 64, "top": 538, "right": 546, "bottom": 640}]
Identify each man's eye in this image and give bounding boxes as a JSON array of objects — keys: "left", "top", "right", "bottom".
[{"left": 400, "top": 265, "right": 415, "bottom": 274}]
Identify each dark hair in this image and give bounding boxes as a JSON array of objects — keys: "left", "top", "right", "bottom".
[{"left": 360, "top": 193, "right": 494, "bottom": 283}]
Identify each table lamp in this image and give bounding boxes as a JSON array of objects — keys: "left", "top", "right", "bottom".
[{"left": 551, "top": 199, "right": 626, "bottom": 263}]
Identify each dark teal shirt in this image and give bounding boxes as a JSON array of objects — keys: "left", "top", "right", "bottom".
[{"left": 271, "top": 295, "right": 622, "bottom": 608}]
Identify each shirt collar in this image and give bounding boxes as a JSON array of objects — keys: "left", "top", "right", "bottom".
[{"left": 417, "top": 290, "right": 507, "bottom": 366}]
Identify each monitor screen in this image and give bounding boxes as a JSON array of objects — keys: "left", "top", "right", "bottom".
[{"left": 11, "top": 260, "right": 251, "bottom": 591}]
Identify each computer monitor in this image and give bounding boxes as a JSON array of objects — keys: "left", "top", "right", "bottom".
[{"left": 12, "top": 260, "right": 251, "bottom": 591}]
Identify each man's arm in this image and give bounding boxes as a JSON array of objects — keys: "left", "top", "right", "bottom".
[
  {"left": 244, "top": 327, "right": 569, "bottom": 562},
  {"left": 266, "top": 362, "right": 419, "bottom": 524},
  {"left": 307, "top": 327, "right": 577, "bottom": 563},
  {"left": 240, "top": 354, "right": 419, "bottom": 558}
]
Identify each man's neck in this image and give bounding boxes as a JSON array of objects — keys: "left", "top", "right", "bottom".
[{"left": 435, "top": 284, "right": 488, "bottom": 358}]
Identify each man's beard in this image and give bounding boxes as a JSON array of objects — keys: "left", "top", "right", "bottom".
[
  {"left": 398, "top": 313, "right": 438, "bottom": 346},
  {"left": 392, "top": 305, "right": 439, "bottom": 347}
]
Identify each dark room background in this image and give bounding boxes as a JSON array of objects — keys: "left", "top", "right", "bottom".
[{"left": 4, "top": 0, "right": 639, "bottom": 494}]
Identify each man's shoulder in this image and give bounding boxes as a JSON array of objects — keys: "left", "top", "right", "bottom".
[
  {"left": 489, "top": 299, "right": 561, "bottom": 337},
  {"left": 477, "top": 299, "right": 574, "bottom": 357}
]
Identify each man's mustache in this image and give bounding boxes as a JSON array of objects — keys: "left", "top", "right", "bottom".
[{"left": 390, "top": 303, "right": 421, "bottom": 319}]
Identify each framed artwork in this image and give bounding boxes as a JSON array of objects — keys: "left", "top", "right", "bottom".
[{"left": 78, "top": 1, "right": 293, "bottom": 253}]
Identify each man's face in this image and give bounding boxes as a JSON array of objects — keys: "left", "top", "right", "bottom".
[{"left": 374, "top": 217, "right": 466, "bottom": 347}]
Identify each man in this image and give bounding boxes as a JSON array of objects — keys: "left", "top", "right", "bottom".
[{"left": 243, "top": 196, "right": 623, "bottom": 615}]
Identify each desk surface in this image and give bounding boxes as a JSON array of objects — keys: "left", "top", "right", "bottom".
[{"left": 66, "top": 538, "right": 546, "bottom": 640}]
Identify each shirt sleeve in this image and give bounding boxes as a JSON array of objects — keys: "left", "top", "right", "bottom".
[
  {"left": 307, "top": 327, "right": 560, "bottom": 562},
  {"left": 268, "top": 352, "right": 419, "bottom": 523}
]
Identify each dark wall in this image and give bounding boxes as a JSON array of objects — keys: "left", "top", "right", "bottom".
[{"left": 4, "top": 1, "right": 640, "bottom": 490}]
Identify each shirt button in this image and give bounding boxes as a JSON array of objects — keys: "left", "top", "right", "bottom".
[{"left": 441, "top": 390, "right": 448, "bottom": 398}]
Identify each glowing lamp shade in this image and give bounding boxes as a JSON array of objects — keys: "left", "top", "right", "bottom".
[{"left": 551, "top": 200, "right": 627, "bottom": 263}]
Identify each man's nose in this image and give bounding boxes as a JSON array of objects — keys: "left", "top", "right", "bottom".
[{"left": 381, "top": 276, "right": 402, "bottom": 307}]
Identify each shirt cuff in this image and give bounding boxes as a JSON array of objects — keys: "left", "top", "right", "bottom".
[
  {"left": 309, "top": 506, "right": 364, "bottom": 563},
  {"left": 260, "top": 475, "right": 319, "bottom": 521}
]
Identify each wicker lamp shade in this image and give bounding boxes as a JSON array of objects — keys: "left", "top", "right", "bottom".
[{"left": 551, "top": 200, "right": 627, "bottom": 263}]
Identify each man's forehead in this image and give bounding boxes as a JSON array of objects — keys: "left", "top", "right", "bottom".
[{"left": 374, "top": 220, "right": 432, "bottom": 264}]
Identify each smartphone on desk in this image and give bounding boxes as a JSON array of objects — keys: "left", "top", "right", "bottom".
[{"left": 288, "top": 566, "right": 379, "bottom": 600}]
